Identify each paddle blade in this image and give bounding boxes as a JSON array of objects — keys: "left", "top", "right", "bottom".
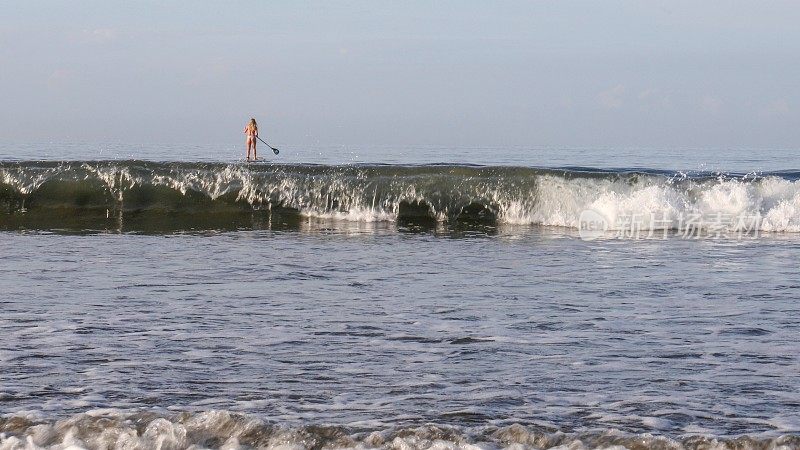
[{"left": 272, "top": 147, "right": 279, "bottom": 155}]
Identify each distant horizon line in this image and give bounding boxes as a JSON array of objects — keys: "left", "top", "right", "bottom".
[{"left": 1, "top": 141, "right": 798, "bottom": 151}]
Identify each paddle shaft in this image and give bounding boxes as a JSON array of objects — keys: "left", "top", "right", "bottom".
[{"left": 256, "top": 136, "right": 280, "bottom": 155}]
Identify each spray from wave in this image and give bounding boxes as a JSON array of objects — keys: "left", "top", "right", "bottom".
[{"left": 1, "top": 161, "right": 800, "bottom": 233}]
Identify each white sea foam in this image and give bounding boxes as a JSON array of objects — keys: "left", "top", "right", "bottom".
[
  {"left": 1, "top": 412, "right": 796, "bottom": 450},
  {"left": 526, "top": 175, "right": 800, "bottom": 232}
]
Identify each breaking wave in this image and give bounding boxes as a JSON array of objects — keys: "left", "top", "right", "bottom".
[
  {"left": 0, "top": 410, "right": 797, "bottom": 450},
  {"left": 2, "top": 160, "right": 800, "bottom": 232}
]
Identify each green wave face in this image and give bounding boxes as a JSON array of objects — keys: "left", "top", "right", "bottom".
[{"left": 1, "top": 161, "right": 799, "bottom": 233}]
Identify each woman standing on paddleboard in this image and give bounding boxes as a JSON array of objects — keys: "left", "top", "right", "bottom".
[{"left": 244, "top": 118, "right": 258, "bottom": 161}]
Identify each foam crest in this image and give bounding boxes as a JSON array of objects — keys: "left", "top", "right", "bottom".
[
  {"left": 0, "top": 164, "right": 66, "bottom": 196},
  {"left": 1, "top": 411, "right": 797, "bottom": 450},
  {"left": 531, "top": 175, "right": 800, "bottom": 233}
]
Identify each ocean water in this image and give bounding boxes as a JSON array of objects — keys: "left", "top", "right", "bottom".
[{"left": 1, "top": 143, "right": 799, "bottom": 450}]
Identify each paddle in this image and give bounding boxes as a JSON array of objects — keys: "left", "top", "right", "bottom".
[{"left": 256, "top": 136, "right": 280, "bottom": 155}]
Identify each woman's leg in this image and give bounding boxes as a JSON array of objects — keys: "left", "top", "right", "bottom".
[
  {"left": 253, "top": 138, "right": 258, "bottom": 160},
  {"left": 246, "top": 137, "right": 251, "bottom": 160}
]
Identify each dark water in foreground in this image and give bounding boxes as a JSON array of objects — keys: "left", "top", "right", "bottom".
[{"left": 1, "top": 145, "right": 800, "bottom": 449}]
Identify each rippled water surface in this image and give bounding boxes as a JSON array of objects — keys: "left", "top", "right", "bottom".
[
  {"left": 1, "top": 143, "right": 800, "bottom": 449},
  {"left": 3, "top": 142, "right": 799, "bottom": 172},
  {"left": 2, "top": 229, "right": 799, "bottom": 438}
]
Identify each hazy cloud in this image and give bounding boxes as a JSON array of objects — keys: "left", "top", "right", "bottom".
[
  {"left": 638, "top": 88, "right": 671, "bottom": 110},
  {"left": 47, "top": 69, "right": 76, "bottom": 88},
  {"left": 700, "top": 95, "right": 723, "bottom": 114},
  {"left": 77, "top": 28, "right": 118, "bottom": 44},
  {"left": 597, "top": 85, "right": 625, "bottom": 109},
  {"left": 760, "top": 98, "right": 790, "bottom": 117},
  {"left": 187, "top": 62, "right": 231, "bottom": 87}
]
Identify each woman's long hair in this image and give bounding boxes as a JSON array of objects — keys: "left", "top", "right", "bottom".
[{"left": 248, "top": 118, "right": 258, "bottom": 133}]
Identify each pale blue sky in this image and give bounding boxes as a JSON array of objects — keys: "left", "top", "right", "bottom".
[{"left": 1, "top": 1, "right": 798, "bottom": 147}]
